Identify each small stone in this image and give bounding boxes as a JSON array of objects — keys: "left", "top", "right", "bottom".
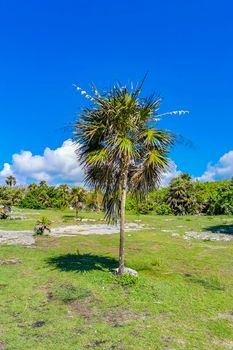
[
  {"left": 32, "top": 321, "right": 46, "bottom": 328},
  {"left": 171, "top": 233, "right": 180, "bottom": 237},
  {"left": 113, "top": 267, "right": 138, "bottom": 277}
]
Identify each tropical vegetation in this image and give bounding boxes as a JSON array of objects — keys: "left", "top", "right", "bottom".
[{"left": 0, "top": 176, "right": 233, "bottom": 217}]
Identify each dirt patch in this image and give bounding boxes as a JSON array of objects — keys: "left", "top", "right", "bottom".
[
  {"left": 68, "top": 297, "right": 97, "bottom": 319},
  {"left": 103, "top": 308, "right": 149, "bottom": 326},
  {"left": 47, "top": 291, "right": 54, "bottom": 302},
  {"left": 0, "top": 341, "right": 6, "bottom": 350},
  {"left": 68, "top": 297, "right": 145, "bottom": 326},
  {"left": 0, "top": 258, "right": 22, "bottom": 265},
  {"left": 213, "top": 338, "right": 233, "bottom": 348},
  {"left": 214, "top": 311, "right": 233, "bottom": 321}
]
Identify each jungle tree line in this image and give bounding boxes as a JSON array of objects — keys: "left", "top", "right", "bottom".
[
  {"left": 126, "top": 174, "right": 233, "bottom": 216},
  {"left": 1, "top": 175, "right": 233, "bottom": 216},
  {"left": 0, "top": 178, "right": 102, "bottom": 214}
]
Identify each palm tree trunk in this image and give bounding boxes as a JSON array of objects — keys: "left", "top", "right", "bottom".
[{"left": 118, "top": 170, "right": 128, "bottom": 275}]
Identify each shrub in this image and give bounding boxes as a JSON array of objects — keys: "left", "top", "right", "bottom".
[
  {"left": 154, "top": 203, "right": 172, "bottom": 215},
  {"left": 19, "top": 194, "right": 45, "bottom": 209}
]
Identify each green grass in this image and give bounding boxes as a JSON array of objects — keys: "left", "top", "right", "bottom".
[{"left": 0, "top": 209, "right": 233, "bottom": 349}]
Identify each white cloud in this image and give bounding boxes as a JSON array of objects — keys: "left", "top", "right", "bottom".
[
  {"left": 0, "top": 163, "right": 12, "bottom": 177},
  {"left": 1, "top": 140, "right": 232, "bottom": 187},
  {"left": 161, "top": 160, "right": 182, "bottom": 187},
  {"left": 0, "top": 140, "right": 84, "bottom": 185},
  {"left": 198, "top": 150, "right": 233, "bottom": 182}
]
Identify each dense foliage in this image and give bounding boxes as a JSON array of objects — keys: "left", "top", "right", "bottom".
[
  {"left": 126, "top": 174, "right": 233, "bottom": 216},
  {"left": 0, "top": 181, "right": 101, "bottom": 212},
  {"left": 0, "top": 174, "right": 233, "bottom": 216}
]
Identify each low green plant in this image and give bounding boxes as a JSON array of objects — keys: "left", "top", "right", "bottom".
[
  {"left": 0, "top": 203, "right": 11, "bottom": 220},
  {"left": 55, "top": 284, "right": 91, "bottom": 302},
  {"left": 112, "top": 274, "right": 139, "bottom": 286},
  {"left": 34, "top": 216, "right": 51, "bottom": 235}
]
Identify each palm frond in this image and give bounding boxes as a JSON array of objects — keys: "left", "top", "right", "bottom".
[{"left": 73, "top": 79, "right": 183, "bottom": 221}]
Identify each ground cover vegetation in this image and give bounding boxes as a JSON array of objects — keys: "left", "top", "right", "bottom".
[{"left": 0, "top": 211, "right": 233, "bottom": 349}]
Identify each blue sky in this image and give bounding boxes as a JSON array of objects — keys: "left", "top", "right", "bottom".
[{"left": 0, "top": 0, "right": 233, "bottom": 184}]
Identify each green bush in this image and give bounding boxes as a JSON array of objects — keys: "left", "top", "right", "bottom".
[{"left": 154, "top": 203, "right": 172, "bottom": 215}]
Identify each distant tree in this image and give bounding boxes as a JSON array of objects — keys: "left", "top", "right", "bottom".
[
  {"left": 10, "top": 188, "right": 25, "bottom": 205},
  {"left": 70, "top": 187, "right": 87, "bottom": 217},
  {"left": 28, "top": 182, "right": 38, "bottom": 190},
  {"left": 5, "top": 175, "right": 16, "bottom": 187},
  {"left": 166, "top": 173, "right": 199, "bottom": 215},
  {"left": 74, "top": 81, "right": 185, "bottom": 274},
  {"left": 86, "top": 189, "right": 103, "bottom": 211},
  {"left": 58, "top": 184, "right": 71, "bottom": 208},
  {"left": 206, "top": 179, "right": 233, "bottom": 215},
  {"left": 39, "top": 180, "right": 48, "bottom": 188}
]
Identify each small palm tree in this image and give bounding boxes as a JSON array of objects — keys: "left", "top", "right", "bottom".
[
  {"left": 34, "top": 216, "right": 52, "bottom": 235},
  {"left": 0, "top": 203, "right": 11, "bottom": 220},
  {"left": 5, "top": 175, "right": 16, "bottom": 187},
  {"left": 74, "top": 80, "right": 187, "bottom": 274},
  {"left": 70, "top": 186, "right": 87, "bottom": 218}
]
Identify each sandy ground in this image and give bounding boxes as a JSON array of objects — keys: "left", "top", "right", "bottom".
[
  {"left": 1, "top": 221, "right": 232, "bottom": 245},
  {"left": 0, "top": 230, "right": 34, "bottom": 245},
  {"left": 0, "top": 222, "right": 145, "bottom": 245}
]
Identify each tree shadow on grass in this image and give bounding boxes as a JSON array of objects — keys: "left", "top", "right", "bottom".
[
  {"left": 184, "top": 274, "right": 225, "bottom": 291},
  {"left": 62, "top": 214, "right": 75, "bottom": 222},
  {"left": 204, "top": 224, "right": 233, "bottom": 235},
  {"left": 47, "top": 253, "right": 118, "bottom": 272}
]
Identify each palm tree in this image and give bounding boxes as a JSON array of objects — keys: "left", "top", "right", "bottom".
[
  {"left": 74, "top": 81, "right": 187, "bottom": 274},
  {"left": 70, "top": 186, "right": 87, "bottom": 217},
  {"left": 166, "top": 173, "right": 199, "bottom": 215},
  {"left": 5, "top": 175, "right": 16, "bottom": 187},
  {"left": 39, "top": 180, "right": 48, "bottom": 188},
  {"left": 58, "top": 184, "right": 71, "bottom": 208},
  {"left": 10, "top": 188, "right": 25, "bottom": 205}
]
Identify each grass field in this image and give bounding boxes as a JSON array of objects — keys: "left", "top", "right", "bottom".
[{"left": 0, "top": 209, "right": 233, "bottom": 349}]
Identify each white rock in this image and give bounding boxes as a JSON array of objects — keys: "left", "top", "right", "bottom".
[{"left": 114, "top": 267, "right": 138, "bottom": 277}]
